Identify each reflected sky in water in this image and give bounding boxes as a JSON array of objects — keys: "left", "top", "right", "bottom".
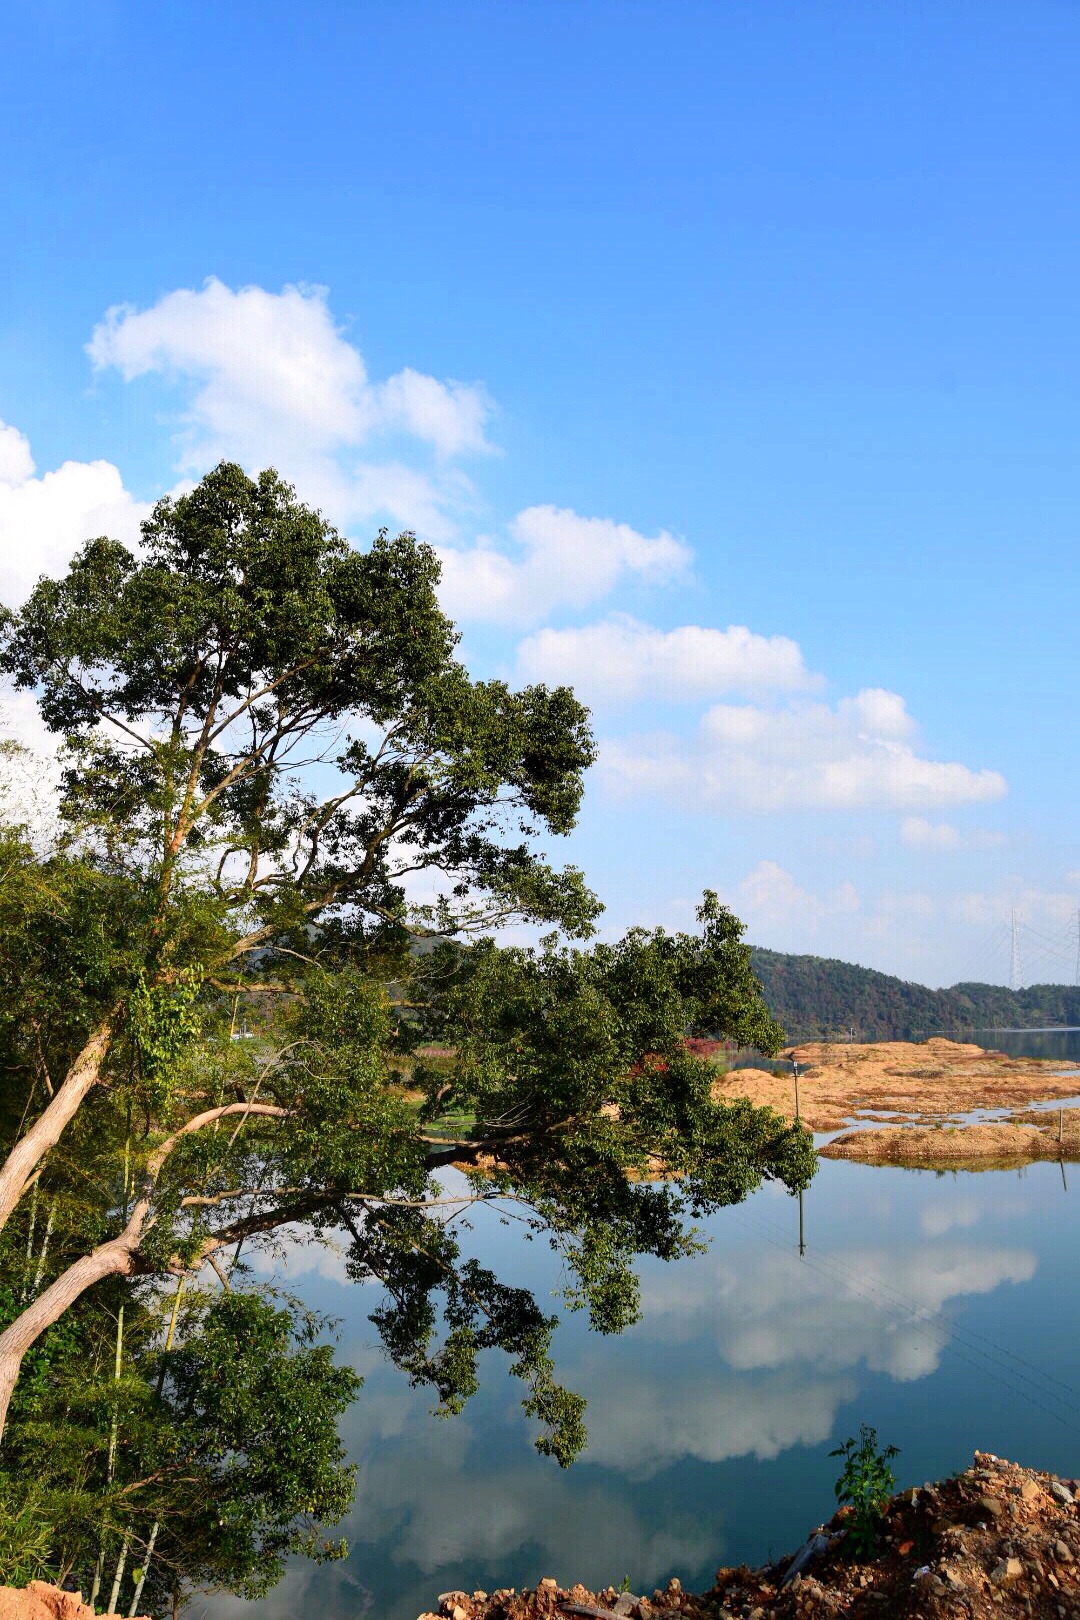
[{"left": 204, "top": 1033, "right": 1080, "bottom": 1620}]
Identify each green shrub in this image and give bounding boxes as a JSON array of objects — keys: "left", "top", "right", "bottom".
[{"left": 830, "top": 1425, "right": 899, "bottom": 1558}]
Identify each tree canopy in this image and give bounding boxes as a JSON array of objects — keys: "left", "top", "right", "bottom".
[{"left": 0, "top": 463, "right": 813, "bottom": 1615}]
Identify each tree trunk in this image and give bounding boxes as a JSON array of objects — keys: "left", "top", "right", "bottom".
[
  {"left": 0, "top": 1098, "right": 292, "bottom": 1441},
  {"left": 0, "top": 1221, "right": 138, "bottom": 1439},
  {"left": 0, "top": 1015, "right": 114, "bottom": 1235}
]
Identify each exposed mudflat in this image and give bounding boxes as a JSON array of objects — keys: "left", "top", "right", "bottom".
[
  {"left": 709, "top": 1038, "right": 1080, "bottom": 1166},
  {"left": 819, "top": 1118, "right": 1080, "bottom": 1168}
]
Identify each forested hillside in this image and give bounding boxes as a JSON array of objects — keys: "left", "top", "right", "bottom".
[{"left": 748, "top": 947, "right": 1080, "bottom": 1040}]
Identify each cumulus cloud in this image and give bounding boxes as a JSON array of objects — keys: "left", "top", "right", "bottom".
[
  {"left": 601, "top": 687, "right": 1007, "bottom": 814},
  {"left": 85, "top": 280, "right": 693, "bottom": 608},
  {"left": 0, "top": 422, "right": 148, "bottom": 607},
  {"left": 88, "top": 279, "right": 493, "bottom": 461},
  {"left": 738, "top": 860, "right": 860, "bottom": 929},
  {"left": 87, "top": 278, "right": 493, "bottom": 537},
  {"left": 436, "top": 508, "right": 691, "bottom": 626},
  {"left": 516, "top": 614, "right": 818, "bottom": 702}
]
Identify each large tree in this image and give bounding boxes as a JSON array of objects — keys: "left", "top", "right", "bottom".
[{"left": 0, "top": 463, "right": 813, "bottom": 1609}]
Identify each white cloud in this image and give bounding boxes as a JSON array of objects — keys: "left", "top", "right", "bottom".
[
  {"left": 900, "top": 817, "right": 1007, "bottom": 853},
  {"left": 950, "top": 880, "right": 1080, "bottom": 945},
  {"left": 85, "top": 281, "right": 691, "bottom": 606},
  {"left": 516, "top": 614, "right": 818, "bottom": 702},
  {"left": 437, "top": 507, "right": 691, "bottom": 626},
  {"left": 376, "top": 367, "right": 493, "bottom": 458},
  {"left": 601, "top": 687, "right": 1007, "bottom": 814},
  {"left": 87, "top": 278, "right": 493, "bottom": 536},
  {"left": 0, "top": 422, "right": 149, "bottom": 607},
  {"left": 901, "top": 816, "right": 961, "bottom": 850},
  {"left": 737, "top": 861, "right": 860, "bottom": 930},
  {"left": 728, "top": 861, "right": 945, "bottom": 958},
  {"left": 83, "top": 281, "right": 702, "bottom": 615},
  {"left": 0, "top": 686, "right": 61, "bottom": 840}
]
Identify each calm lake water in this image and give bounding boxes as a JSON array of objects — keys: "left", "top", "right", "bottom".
[{"left": 205, "top": 1032, "right": 1080, "bottom": 1620}]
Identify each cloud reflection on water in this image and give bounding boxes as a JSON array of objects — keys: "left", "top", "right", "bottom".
[{"left": 205, "top": 1172, "right": 1043, "bottom": 1619}]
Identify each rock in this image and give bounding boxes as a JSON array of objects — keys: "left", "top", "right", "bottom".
[
  {"left": 1020, "top": 1477, "right": 1043, "bottom": 1502},
  {"left": 666, "top": 1578, "right": 681, "bottom": 1595},
  {"left": 990, "top": 1557, "right": 1024, "bottom": 1586},
  {"left": 1052, "top": 1538, "right": 1074, "bottom": 1561},
  {"left": 472, "top": 1595, "right": 488, "bottom": 1605},
  {"left": 612, "top": 1599, "right": 636, "bottom": 1617},
  {"left": 979, "top": 1495, "right": 1006, "bottom": 1519},
  {"left": 540, "top": 1579, "right": 558, "bottom": 1591},
  {"left": 451, "top": 1608, "right": 468, "bottom": 1620},
  {"left": 1050, "top": 1479, "right": 1075, "bottom": 1506}
]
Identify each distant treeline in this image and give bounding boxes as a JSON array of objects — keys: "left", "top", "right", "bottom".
[{"left": 748, "top": 947, "right": 1080, "bottom": 1041}]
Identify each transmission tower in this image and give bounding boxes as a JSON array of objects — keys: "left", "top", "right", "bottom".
[{"left": 1009, "top": 909, "right": 1023, "bottom": 992}]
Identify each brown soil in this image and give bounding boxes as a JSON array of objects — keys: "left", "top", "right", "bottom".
[
  {"left": 710, "top": 1039, "right": 1080, "bottom": 1166},
  {"left": 0, "top": 1583, "right": 144, "bottom": 1620},
  {"left": 422, "top": 1451, "right": 1080, "bottom": 1620},
  {"left": 820, "top": 1119, "right": 1080, "bottom": 1168}
]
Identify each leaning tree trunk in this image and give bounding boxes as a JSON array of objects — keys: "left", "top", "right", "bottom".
[
  {"left": 0, "top": 1219, "right": 139, "bottom": 1439},
  {"left": 0, "top": 1015, "right": 115, "bottom": 1235},
  {"left": 0, "top": 1099, "right": 290, "bottom": 1441}
]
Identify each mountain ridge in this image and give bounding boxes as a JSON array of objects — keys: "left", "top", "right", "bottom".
[{"left": 748, "top": 945, "right": 1080, "bottom": 1040}]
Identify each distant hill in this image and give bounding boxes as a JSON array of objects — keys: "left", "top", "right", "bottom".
[{"left": 748, "top": 947, "right": 1080, "bottom": 1041}]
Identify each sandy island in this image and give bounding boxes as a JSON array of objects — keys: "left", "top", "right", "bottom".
[{"left": 710, "top": 1037, "right": 1080, "bottom": 1167}]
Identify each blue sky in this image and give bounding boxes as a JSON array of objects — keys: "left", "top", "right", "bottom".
[{"left": 1, "top": 0, "right": 1078, "bottom": 987}]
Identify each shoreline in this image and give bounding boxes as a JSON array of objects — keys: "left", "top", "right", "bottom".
[{"left": 420, "top": 1452, "right": 1080, "bottom": 1620}]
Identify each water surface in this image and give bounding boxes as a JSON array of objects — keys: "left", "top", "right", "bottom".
[{"left": 206, "top": 1031, "right": 1080, "bottom": 1620}]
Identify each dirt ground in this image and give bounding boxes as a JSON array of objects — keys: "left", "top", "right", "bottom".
[
  {"left": 819, "top": 1118, "right": 1080, "bottom": 1169},
  {"left": 422, "top": 1451, "right": 1080, "bottom": 1620},
  {"left": 0, "top": 1583, "right": 142, "bottom": 1620},
  {"left": 709, "top": 1038, "right": 1080, "bottom": 1166}
]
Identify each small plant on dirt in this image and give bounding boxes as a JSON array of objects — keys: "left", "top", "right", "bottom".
[{"left": 830, "top": 1425, "right": 899, "bottom": 1558}]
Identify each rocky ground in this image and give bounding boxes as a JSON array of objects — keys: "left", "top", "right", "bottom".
[
  {"left": 710, "top": 1039, "right": 1080, "bottom": 1166},
  {"left": 421, "top": 1453, "right": 1080, "bottom": 1620}
]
